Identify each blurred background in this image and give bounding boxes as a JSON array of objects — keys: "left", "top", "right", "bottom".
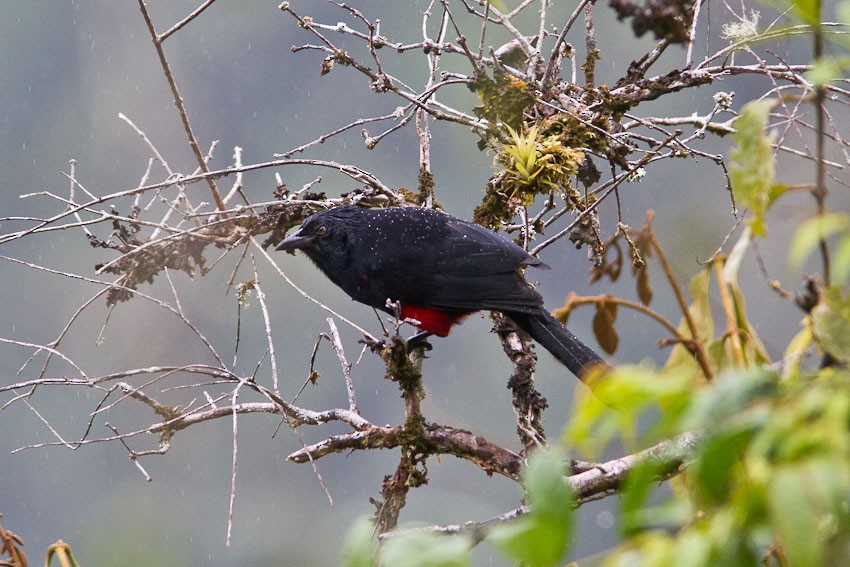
[{"left": 0, "top": 1, "right": 841, "bottom": 565}]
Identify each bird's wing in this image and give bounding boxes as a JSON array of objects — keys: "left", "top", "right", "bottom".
[
  {"left": 417, "top": 272, "right": 545, "bottom": 313},
  {"left": 433, "top": 218, "right": 547, "bottom": 275},
  {"left": 399, "top": 217, "right": 546, "bottom": 313}
]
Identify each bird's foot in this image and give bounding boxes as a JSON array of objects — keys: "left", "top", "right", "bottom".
[
  {"left": 359, "top": 333, "right": 433, "bottom": 354},
  {"left": 405, "top": 331, "right": 433, "bottom": 353}
]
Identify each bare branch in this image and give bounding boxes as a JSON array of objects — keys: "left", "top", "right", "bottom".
[
  {"left": 136, "top": 0, "right": 227, "bottom": 212},
  {"left": 382, "top": 431, "right": 700, "bottom": 540}
]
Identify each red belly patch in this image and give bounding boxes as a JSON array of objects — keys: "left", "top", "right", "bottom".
[{"left": 400, "top": 305, "right": 474, "bottom": 337}]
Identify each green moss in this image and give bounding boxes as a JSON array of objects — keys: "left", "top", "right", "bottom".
[
  {"left": 474, "top": 123, "right": 588, "bottom": 228},
  {"left": 470, "top": 69, "right": 535, "bottom": 138},
  {"left": 380, "top": 336, "right": 425, "bottom": 399}
]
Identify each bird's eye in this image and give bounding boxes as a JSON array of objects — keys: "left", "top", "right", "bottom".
[{"left": 315, "top": 225, "right": 328, "bottom": 236}]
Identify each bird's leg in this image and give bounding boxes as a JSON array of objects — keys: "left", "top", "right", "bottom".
[
  {"left": 405, "top": 331, "right": 433, "bottom": 352},
  {"left": 359, "top": 331, "right": 433, "bottom": 354}
]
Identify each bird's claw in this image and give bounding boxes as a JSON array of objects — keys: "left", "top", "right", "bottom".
[{"left": 405, "top": 332, "right": 433, "bottom": 353}]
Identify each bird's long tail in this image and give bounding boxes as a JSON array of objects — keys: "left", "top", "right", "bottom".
[{"left": 510, "top": 309, "right": 608, "bottom": 381}]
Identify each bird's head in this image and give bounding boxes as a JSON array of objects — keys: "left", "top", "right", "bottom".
[
  {"left": 275, "top": 207, "right": 360, "bottom": 267},
  {"left": 275, "top": 213, "right": 327, "bottom": 254}
]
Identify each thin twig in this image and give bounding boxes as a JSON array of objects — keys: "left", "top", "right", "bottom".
[
  {"left": 646, "top": 213, "right": 715, "bottom": 381},
  {"left": 251, "top": 237, "right": 378, "bottom": 341},
  {"left": 136, "top": 0, "right": 227, "bottom": 212},
  {"left": 159, "top": 0, "right": 218, "bottom": 42},
  {"left": 226, "top": 380, "right": 244, "bottom": 547},
  {"left": 326, "top": 318, "right": 358, "bottom": 413},
  {"left": 251, "top": 256, "right": 279, "bottom": 392}
]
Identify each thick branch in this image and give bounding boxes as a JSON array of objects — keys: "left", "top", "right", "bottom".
[
  {"left": 287, "top": 422, "right": 524, "bottom": 480},
  {"left": 381, "top": 431, "right": 701, "bottom": 540},
  {"left": 569, "top": 431, "right": 700, "bottom": 502}
]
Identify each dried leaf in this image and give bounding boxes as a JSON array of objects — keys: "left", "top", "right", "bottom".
[
  {"left": 553, "top": 292, "right": 580, "bottom": 326},
  {"left": 309, "top": 370, "right": 321, "bottom": 385},
  {"left": 593, "top": 298, "right": 619, "bottom": 354},
  {"left": 589, "top": 242, "right": 623, "bottom": 283},
  {"left": 636, "top": 265, "right": 653, "bottom": 305}
]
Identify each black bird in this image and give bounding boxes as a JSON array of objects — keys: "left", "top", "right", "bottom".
[{"left": 276, "top": 206, "right": 606, "bottom": 381}]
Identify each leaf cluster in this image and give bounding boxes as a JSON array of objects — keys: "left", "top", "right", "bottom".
[{"left": 578, "top": 367, "right": 850, "bottom": 567}]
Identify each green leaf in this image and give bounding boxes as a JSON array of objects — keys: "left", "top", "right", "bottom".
[
  {"left": 682, "top": 369, "right": 775, "bottom": 431},
  {"left": 728, "top": 99, "right": 784, "bottom": 237},
  {"left": 605, "top": 531, "right": 677, "bottom": 567},
  {"left": 563, "top": 386, "right": 618, "bottom": 457},
  {"left": 489, "top": 516, "right": 571, "bottom": 567},
  {"left": 671, "top": 530, "right": 712, "bottom": 567},
  {"left": 565, "top": 366, "right": 692, "bottom": 455},
  {"left": 722, "top": 226, "right": 751, "bottom": 284},
  {"left": 380, "top": 531, "right": 471, "bottom": 567},
  {"left": 665, "top": 268, "right": 713, "bottom": 377},
  {"left": 523, "top": 449, "right": 573, "bottom": 521},
  {"left": 341, "top": 516, "right": 377, "bottom": 567},
  {"left": 791, "top": 0, "right": 819, "bottom": 23},
  {"left": 489, "top": 0, "right": 508, "bottom": 12},
  {"left": 788, "top": 213, "right": 850, "bottom": 271},
  {"left": 688, "top": 267, "right": 714, "bottom": 341},
  {"left": 621, "top": 460, "right": 659, "bottom": 533},
  {"left": 46, "top": 544, "right": 83, "bottom": 567},
  {"left": 782, "top": 324, "right": 813, "bottom": 380},
  {"left": 620, "top": 460, "right": 688, "bottom": 536},
  {"left": 812, "top": 285, "right": 850, "bottom": 362},
  {"left": 806, "top": 57, "right": 850, "bottom": 86},
  {"left": 727, "top": 280, "right": 771, "bottom": 366},
  {"left": 488, "top": 449, "right": 573, "bottom": 567},
  {"left": 840, "top": 3, "right": 850, "bottom": 42},
  {"left": 768, "top": 467, "right": 823, "bottom": 567},
  {"left": 834, "top": 235, "right": 850, "bottom": 283},
  {"left": 689, "top": 426, "right": 754, "bottom": 506}
]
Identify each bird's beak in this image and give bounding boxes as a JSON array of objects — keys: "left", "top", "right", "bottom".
[{"left": 275, "top": 229, "right": 312, "bottom": 253}]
